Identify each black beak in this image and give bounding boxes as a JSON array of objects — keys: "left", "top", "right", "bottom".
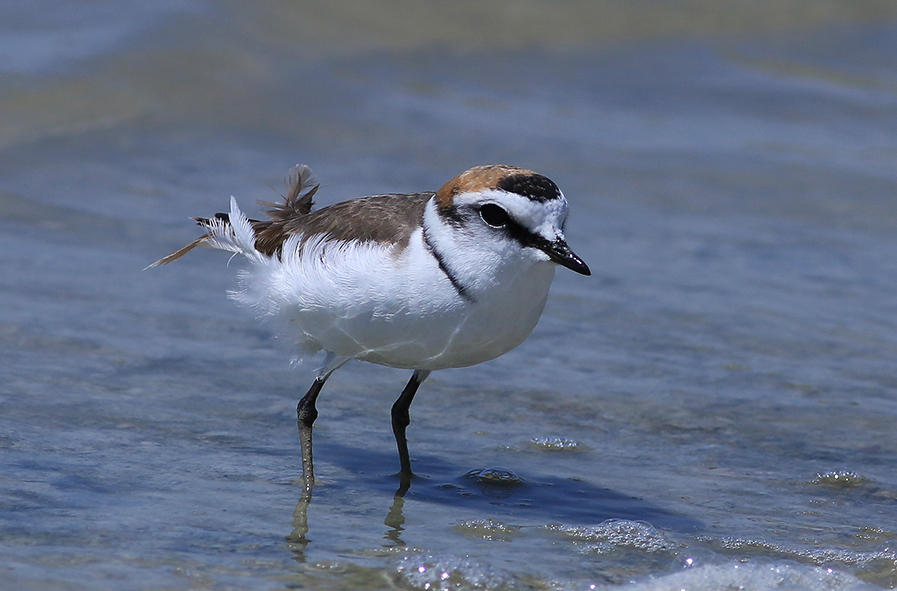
[{"left": 541, "top": 238, "right": 591, "bottom": 276}]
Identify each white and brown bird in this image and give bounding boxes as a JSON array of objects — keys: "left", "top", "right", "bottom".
[{"left": 151, "top": 164, "right": 590, "bottom": 492}]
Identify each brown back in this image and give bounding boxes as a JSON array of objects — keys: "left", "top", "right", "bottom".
[{"left": 252, "top": 192, "right": 433, "bottom": 257}]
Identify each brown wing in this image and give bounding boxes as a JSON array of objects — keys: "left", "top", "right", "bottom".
[
  {"left": 148, "top": 162, "right": 433, "bottom": 267},
  {"left": 254, "top": 192, "right": 433, "bottom": 256}
]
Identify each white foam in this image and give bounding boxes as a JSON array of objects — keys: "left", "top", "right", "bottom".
[{"left": 608, "top": 562, "right": 877, "bottom": 591}]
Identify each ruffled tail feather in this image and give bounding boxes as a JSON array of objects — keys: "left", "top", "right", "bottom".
[
  {"left": 146, "top": 197, "right": 263, "bottom": 268},
  {"left": 147, "top": 164, "right": 319, "bottom": 269}
]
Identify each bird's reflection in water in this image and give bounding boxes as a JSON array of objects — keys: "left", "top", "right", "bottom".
[
  {"left": 383, "top": 492, "right": 407, "bottom": 547},
  {"left": 286, "top": 486, "right": 313, "bottom": 555},
  {"left": 287, "top": 472, "right": 415, "bottom": 552}
]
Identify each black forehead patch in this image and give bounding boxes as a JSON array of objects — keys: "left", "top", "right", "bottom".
[{"left": 497, "top": 173, "right": 561, "bottom": 202}]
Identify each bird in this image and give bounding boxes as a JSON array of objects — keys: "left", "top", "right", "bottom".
[{"left": 150, "top": 163, "right": 590, "bottom": 494}]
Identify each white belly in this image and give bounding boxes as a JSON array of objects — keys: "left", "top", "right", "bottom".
[{"left": 230, "top": 231, "right": 557, "bottom": 370}]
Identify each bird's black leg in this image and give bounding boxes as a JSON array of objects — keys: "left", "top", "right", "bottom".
[
  {"left": 295, "top": 354, "right": 349, "bottom": 498},
  {"left": 297, "top": 375, "right": 327, "bottom": 497},
  {"left": 391, "top": 369, "right": 430, "bottom": 491}
]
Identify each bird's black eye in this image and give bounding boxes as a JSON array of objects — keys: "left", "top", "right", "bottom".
[{"left": 479, "top": 204, "right": 509, "bottom": 228}]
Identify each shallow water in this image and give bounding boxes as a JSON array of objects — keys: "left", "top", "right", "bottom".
[{"left": 2, "top": 1, "right": 897, "bottom": 589}]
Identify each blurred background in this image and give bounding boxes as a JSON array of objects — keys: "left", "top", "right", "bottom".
[{"left": 2, "top": 1, "right": 897, "bottom": 590}]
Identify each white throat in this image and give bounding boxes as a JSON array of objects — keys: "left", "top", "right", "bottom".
[{"left": 422, "top": 198, "right": 555, "bottom": 300}]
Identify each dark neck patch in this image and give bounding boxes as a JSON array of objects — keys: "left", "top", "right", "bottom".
[
  {"left": 497, "top": 173, "right": 561, "bottom": 202},
  {"left": 422, "top": 225, "right": 476, "bottom": 303}
]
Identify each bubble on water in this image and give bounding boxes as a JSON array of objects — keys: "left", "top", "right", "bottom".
[
  {"left": 527, "top": 436, "right": 587, "bottom": 452},
  {"left": 465, "top": 468, "right": 524, "bottom": 486},
  {"left": 808, "top": 470, "right": 871, "bottom": 488},
  {"left": 454, "top": 519, "right": 520, "bottom": 542},
  {"left": 547, "top": 519, "right": 680, "bottom": 554},
  {"left": 396, "top": 553, "right": 517, "bottom": 590},
  {"left": 615, "top": 561, "right": 876, "bottom": 591},
  {"left": 703, "top": 535, "right": 897, "bottom": 570},
  {"left": 854, "top": 526, "right": 892, "bottom": 544}
]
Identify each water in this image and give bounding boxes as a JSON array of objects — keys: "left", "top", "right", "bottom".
[{"left": 2, "top": 1, "right": 897, "bottom": 589}]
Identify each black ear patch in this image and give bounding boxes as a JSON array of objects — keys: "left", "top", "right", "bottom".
[{"left": 497, "top": 173, "right": 561, "bottom": 202}]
